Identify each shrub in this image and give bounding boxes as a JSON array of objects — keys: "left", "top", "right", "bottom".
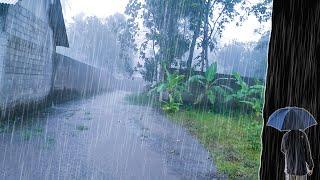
[
  {"left": 225, "top": 73, "right": 265, "bottom": 116},
  {"left": 149, "top": 68, "right": 186, "bottom": 113},
  {"left": 188, "top": 62, "right": 232, "bottom": 107}
]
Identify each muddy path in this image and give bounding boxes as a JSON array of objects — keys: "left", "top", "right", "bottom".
[{"left": 0, "top": 84, "right": 217, "bottom": 180}]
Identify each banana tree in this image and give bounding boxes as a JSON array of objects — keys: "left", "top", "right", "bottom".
[
  {"left": 188, "top": 62, "right": 231, "bottom": 106},
  {"left": 149, "top": 68, "right": 186, "bottom": 113},
  {"left": 226, "top": 72, "right": 265, "bottom": 116}
]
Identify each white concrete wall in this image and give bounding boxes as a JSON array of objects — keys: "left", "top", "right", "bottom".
[
  {"left": 0, "top": 1, "right": 116, "bottom": 113},
  {"left": 19, "top": 0, "right": 50, "bottom": 23},
  {"left": 53, "top": 54, "right": 115, "bottom": 95},
  {"left": 0, "top": 2, "right": 54, "bottom": 109}
]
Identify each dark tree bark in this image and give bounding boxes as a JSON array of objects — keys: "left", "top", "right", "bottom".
[
  {"left": 201, "top": 0, "right": 210, "bottom": 73},
  {"left": 186, "top": 20, "right": 201, "bottom": 73},
  {"left": 260, "top": 0, "right": 320, "bottom": 179}
]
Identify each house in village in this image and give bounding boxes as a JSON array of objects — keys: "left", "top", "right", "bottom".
[{"left": 0, "top": 0, "right": 69, "bottom": 110}]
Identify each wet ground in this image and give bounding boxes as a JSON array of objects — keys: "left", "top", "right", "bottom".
[{"left": 0, "top": 81, "right": 217, "bottom": 180}]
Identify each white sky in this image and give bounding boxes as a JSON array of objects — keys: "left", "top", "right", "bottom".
[
  {"left": 222, "top": 16, "right": 271, "bottom": 44},
  {"left": 62, "top": 0, "right": 129, "bottom": 23},
  {"left": 62, "top": 0, "right": 270, "bottom": 44}
]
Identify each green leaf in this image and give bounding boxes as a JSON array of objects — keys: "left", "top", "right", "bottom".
[
  {"left": 156, "top": 84, "right": 167, "bottom": 92},
  {"left": 240, "top": 100, "right": 254, "bottom": 106},
  {"left": 219, "top": 85, "right": 234, "bottom": 92},
  {"left": 207, "top": 90, "right": 216, "bottom": 105},
  {"left": 161, "top": 101, "right": 181, "bottom": 113},
  {"left": 250, "top": 84, "right": 265, "bottom": 89},
  {"left": 205, "top": 62, "right": 217, "bottom": 82},
  {"left": 233, "top": 72, "right": 247, "bottom": 89},
  {"left": 213, "top": 86, "right": 227, "bottom": 97},
  {"left": 148, "top": 83, "right": 161, "bottom": 95},
  {"left": 212, "top": 77, "right": 231, "bottom": 84},
  {"left": 188, "top": 75, "right": 206, "bottom": 85},
  {"left": 225, "top": 95, "right": 235, "bottom": 102}
]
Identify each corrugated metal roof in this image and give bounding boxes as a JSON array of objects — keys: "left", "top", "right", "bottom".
[{"left": 0, "top": 0, "right": 19, "bottom": 4}]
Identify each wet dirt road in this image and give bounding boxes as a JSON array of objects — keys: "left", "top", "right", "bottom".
[{"left": 0, "top": 89, "right": 217, "bottom": 180}]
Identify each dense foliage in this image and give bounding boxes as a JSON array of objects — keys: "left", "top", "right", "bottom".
[
  {"left": 126, "top": 0, "right": 271, "bottom": 83},
  {"left": 188, "top": 63, "right": 231, "bottom": 106},
  {"left": 124, "top": 0, "right": 272, "bottom": 178},
  {"left": 150, "top": 67, "right": 186, "bottom": 113},
  {"left": 126, "top": 0, "right": 264, "bottom": 83},
  {"left": 149, "top": 64, "right": 265, "bottom": 115},
  {"left": 226, "top": 73, "right": 265, "bottom": 116}
]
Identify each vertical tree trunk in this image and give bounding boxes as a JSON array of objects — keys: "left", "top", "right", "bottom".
[
  {"left": 166, "top": 1, "right": 179, "bottom": 67},
  {"left": 260, "top": 0, "right": 320, "bottom": 179},
  {"left": 187, "top": 19, "right": 201, "bottom": 74},
  {"left": 152, "top": 39, "right": 158, "bottom": 85},
  {"left": 158, "top": 0, "right": 170, "bottom": 101},
  {"left": 201, "top": 0, "right": 210, "bottom": 72}
]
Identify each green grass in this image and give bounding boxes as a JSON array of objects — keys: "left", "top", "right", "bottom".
[
  {"left": 21, "top": 130, "right": 33, "bottom": 141},
  {"left": 0, "top": 122, "right": 9, "bottom": 133},
  {"left": 125, "top": 92, "right": 158, "bottom": 107},
  {"left": 20, "top": 127, "right": 44, "bottom": 141},
  {"left": 168, "top": 110, "right": 262, "bottom": 179},
  {"left": 76, "top": 125, "right": 89, "bottom": 131},
  {"left": 40, "top": 136, "right": 56, "bottom": 149},
  {"left": 126, "top": 92, "right": 263, "bottom": 179}
]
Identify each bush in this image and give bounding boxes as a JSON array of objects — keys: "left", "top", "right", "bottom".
[
  {"left": 225, "top": 73, "right": 265, "bottom": 116},
  {"left": 188, "top": 62, "right": 232, "bottom": 107}
]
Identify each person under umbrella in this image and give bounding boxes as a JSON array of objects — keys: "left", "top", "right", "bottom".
[{"left": 267, "top": 107, "right": 317, "bottom": 180}]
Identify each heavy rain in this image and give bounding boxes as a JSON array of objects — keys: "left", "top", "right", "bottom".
[{"left": 0, "top": 0, "right": 318, "bottom": 179}]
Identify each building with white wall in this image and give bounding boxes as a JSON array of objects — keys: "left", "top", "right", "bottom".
[{"left": 0, "top": 0, "right": 68, "bottom": 110}]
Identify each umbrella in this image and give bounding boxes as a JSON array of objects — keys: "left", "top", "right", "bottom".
[{"left": 267, "top": 107, "right": 317, "bottom": 131}]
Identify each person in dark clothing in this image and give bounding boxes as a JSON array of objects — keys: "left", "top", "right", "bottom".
[{"left": 281, "top": 130, "right": 314, "bottom": 180}]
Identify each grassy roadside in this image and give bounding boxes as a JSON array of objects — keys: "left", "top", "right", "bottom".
[
  {"left": 168, "top": 110, "right": 262, "bottom": 179},
  {"left": 125, "top": 93, "right": 263, "bottom": 179}
]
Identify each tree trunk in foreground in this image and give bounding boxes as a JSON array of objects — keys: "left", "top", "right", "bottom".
[{"left": 260, "top": 0, "right": 320, "bottom": 179}]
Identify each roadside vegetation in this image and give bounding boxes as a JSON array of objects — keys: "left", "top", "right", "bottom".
[
  {"left": 169, "top": 111, "right": 262, "bottom": 179},
  {"left": 124, "top": 0, "right": 270, "bottom": 178},
  {"left": 126, "top": 64, "right": 265, "bottom": 179}
]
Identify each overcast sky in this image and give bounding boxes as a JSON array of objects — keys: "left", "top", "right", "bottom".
[
  {"left": 62, "top": 0, "right": 270, "bottom": 44},
  {"left": 62, "top": 0, "right": 128, "bottom": 22}
]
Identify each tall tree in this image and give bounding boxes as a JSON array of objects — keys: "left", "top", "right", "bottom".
[
  {"left": 186, "top": 0, "right": 244, "bottom": 73},
  {"left": 127, "top": 0, "right": 271, "bottom": 80},
  {"left": 108, "top": 13, "right": 137, "bottom": 76},
  {"left": 201, "top": 0, "right": 210, "bottom": 72},
  {"left": 260, "top": 0, "right": 320, "bottom": 179},
  {"left": 127, "top": 0, "right": 190, "bottom": 82},
  {"left": 186, "top": 1, "right": 202, "bottom": 73}
]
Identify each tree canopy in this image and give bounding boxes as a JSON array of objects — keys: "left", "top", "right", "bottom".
[{"left": 126, "top": 0, "right": 272, "bottom": 82}]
